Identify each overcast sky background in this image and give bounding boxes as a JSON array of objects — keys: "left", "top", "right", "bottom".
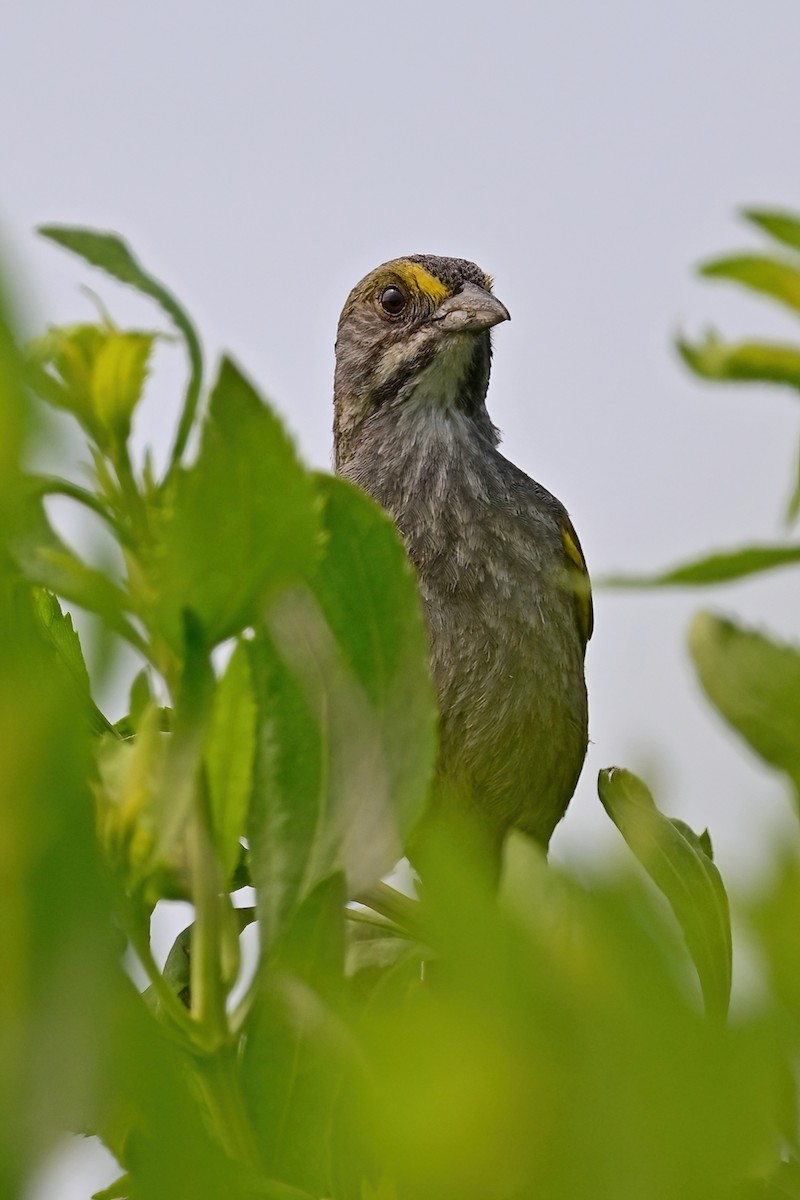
[{"left": 5, "top": 3, "right": 800, "bottom": 1194}]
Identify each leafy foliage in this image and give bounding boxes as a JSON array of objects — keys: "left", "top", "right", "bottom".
[{"left": 4, "top": 213, "right": 800, "bottom": 1199}]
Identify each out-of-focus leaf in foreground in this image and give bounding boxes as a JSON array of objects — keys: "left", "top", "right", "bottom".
[
  {"left": 248, "top": 475, "right": 436, "bottom": 950},
  {"left": 598, "top": 766, "right": 732, "bottom": 1021},
  {"left": 241, "top": 874, "right": 362, "bottom": 1198},
  {"left": 358, "top": 834, "right": 767, "bottom": 1200},
  {"left": 689, "top": 612, "right": 800, "bottom": 797},
  {"left": 0, "top": 288, "right": 118, "bottom": 1196}
]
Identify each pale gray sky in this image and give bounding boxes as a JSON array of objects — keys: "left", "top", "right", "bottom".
[{"left": 6, "top": 4, "right": 800, "bottom": 1192}]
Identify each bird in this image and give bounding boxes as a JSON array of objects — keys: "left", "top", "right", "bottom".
[{"left": 333, "top": 254, "right": 591, "bottom": 870}]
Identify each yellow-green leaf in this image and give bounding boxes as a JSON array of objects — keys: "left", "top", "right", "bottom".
[
  {"left": 678, "top": 331, "right": 800, "bottom": 390},
  {"left": 205, "top": 641, "right": 257, "bottom": 881},
  {"left": 92, "top": 330, "right": 156, "bottom": 439},
  {"left": 743, "top": 207, "right": 800, "bottom": 255},
  {"left": 603, "top": 543, "right": 800, "bottom": 588},
  {"left": 700, "top": 254, "right": 800, "bottom": 317},
  {"left": 598, "top": 766, "right": 732, "bottom": 1021},
  {"left": 689, "top": 612, "right": 800, "bottom": 795}
]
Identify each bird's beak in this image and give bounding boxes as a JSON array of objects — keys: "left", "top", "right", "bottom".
[{"left": 432, "top": 281, "right": 511, "bottom": 333}]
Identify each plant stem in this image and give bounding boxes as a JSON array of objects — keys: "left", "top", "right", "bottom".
[
  {"left": 35, "top": 476, "right": 131, "bottom": 543},
  {"left": 123, "top": 904, "right": 198, "bottom": 1051},
  {"left": 355, "top": 881, "right": 422, "bottom": 936},
  {"left": 188, "top": 813, "right": 231, "bottom": 1047},
  {"left": 196, "top": 1045, "right": 264, "bottom": 1169}
]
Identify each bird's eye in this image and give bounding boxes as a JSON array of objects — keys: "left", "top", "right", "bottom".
[{"left": 380, "top": 285, "right": 407, "bottom": 316}]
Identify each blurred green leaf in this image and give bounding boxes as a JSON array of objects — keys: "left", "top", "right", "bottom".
[
  {"left": 145, "top": 357, "right": 318, "bottom": 651},
  {"left": 92, "top": 330, "right": 156, "bottom": 440},
  {"left": 27, "top": 324, "right": 106, "bottom": 443},
  {"left": 242, "top": 875, "right": 361, "bottom": 1197},
  {"left": 10, "top": 493, "right": 142, "bottom": 648},
  {"left": 128, "top": 668, "right": 153, "bottom": 728},
  {"left": 248, "top": 475, "right": 436, "bottom": 950},
  {"left": 38, "top": 225, "right": 202, "bottom": 469},
  {"left": 87, "top": 976, "right": 295, "bottom": 1200},
  {"left": 750, "top": 854, "right": 800, "bottom": 1022},
  {"left": 678, "top": 331, "right": 800, "bottom": 389},
  {"left": 344, "top": 914, "right": 422, "bottom": 1001},
  {"left": 604, "top": 543, "right": 800, "bottom": 588},
  {"left": 0, "top": 413, "right": 121, "bottom": 1197},
  {"left": 205, "top": 640, "right": 257, "bottom": 880},
  {"left": 788, "top": 444, "right": 800, "bottom": 525},
  {"left": 361, "top": 834, "right": 767, "bottom": 1200},
  {"left": 598, "top": 767, "right": 732, "bottom": 1021},
  {"left": 744, "top": 207, "right": 800, "bottom": 254},
  {"left": 27, "top": 324, "right": 157, "bottom": 448},
  {"left": 690, "top": 612, "right": 800, "bottom": 795},
  {"left": 700, "top": 254, "right": 800, "bottom": 316},
  {"left": 92, "top": 1174, "right": 131, "bottom": 1200},
  {"left": 32, "top": 588, "right": 114, "bottom": 734}
]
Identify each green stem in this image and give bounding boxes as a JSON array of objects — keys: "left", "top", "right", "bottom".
[
  {"left": 113, "top": 445, "right": 149, "bottom": 545},
  {"left": 355, "top": 881, "right": 422, "bottom": 936},
  {"left": 123, "top": 903, "right": 198, "bottom": 1051},
  {"left": 196, "top": 1046, "right": 264, "bottom": 1169},
  {"left": 345, "top": 906, "right": 415, "bottom": 940},
  {"left": 188, "top": 813, "right": 231, "bottom": 1047},
  {"left": 34, "top": 476, "right": 130, "bottom": 544}
]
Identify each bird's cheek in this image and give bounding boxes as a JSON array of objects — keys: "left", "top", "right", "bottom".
[{"left": 374, "top": 341, "right": 411, "bottom": 389}]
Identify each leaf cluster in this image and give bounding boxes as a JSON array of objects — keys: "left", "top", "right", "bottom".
[{"left": 2, "top": 215, "right": 800, "bottom": 1199}]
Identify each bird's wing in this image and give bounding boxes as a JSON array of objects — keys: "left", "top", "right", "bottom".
[{"left": 560, "top": 519, "right": 593, "bottom": 646}]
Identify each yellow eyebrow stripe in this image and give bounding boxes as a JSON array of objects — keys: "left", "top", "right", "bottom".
[{"left": 396, "top": 262, "right": 450, "bottom": 303}]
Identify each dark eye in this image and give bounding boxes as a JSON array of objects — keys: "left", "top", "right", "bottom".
[{"left": 380, "top": 285, "right": 407, "bottom": 316}]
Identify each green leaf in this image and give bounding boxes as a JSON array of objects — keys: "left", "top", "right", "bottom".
[
  {"left": 145, "top": 357, "right": 318, "bottom": 651},
  {"left": 242, "top": 875, "right": 359, "bottom": 1197},
  {"left": 677, "top": 331, "right": 800, "bottom": 390},
  {"left": 27, "top": 324, "right": 156, "bottom": 447},
  {"left": 700, "top": 254, "right": 800, "bottom": 317},
  {"left": 248, "top": 475, "right": 436, "bottom": 950},
  {"left": 26, "top": 324, "right": 106, "bottom": 443},
  {"left": 10, "top": 494, "right": 142, "bottom": 650},
  {"left": 205, "top": 640, "right": 258, "bottom": 880},
  {"left": 344, "top": 914, "right": 422, "bottom": 998},
  {"left": 32, "top": 588, "right": 114, "bottom": 734},
  {"left": 689, "top": 611, "right": 800, "bottom": 794},
  {"left": 38, "top": 225, "right": 202, "bottom": 468},
  {"left": 128, "top": 667, "right": 153, "bottom": 728},
  {"left": 0, "top": 553, "right": 121, "bottom": 1194},
  {"left": 92, "top": 1172, "right": 131, "bottom": 1199},
  {"left": 92, "top": 329, "right": 156, "bottom": 440},
  {"left": 603, "top": 544, "right": 800, "bottom": 588},
  {"left": 786, "top": 435, "right": 800, "bottom": 527},
  {"left": 743, "top": 207, "right": 800, "bottom": 254},
  {"left": 598, "top": 767, "right": 732, "bottom": 1021}
]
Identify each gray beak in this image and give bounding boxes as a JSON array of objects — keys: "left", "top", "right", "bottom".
[{"left": 432, "top": 281, "right": 511, "bottom": 333}]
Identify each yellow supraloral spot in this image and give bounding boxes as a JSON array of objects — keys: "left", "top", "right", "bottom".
[{"left": 396, "top": 261, "right": 450, "bottom": 304}]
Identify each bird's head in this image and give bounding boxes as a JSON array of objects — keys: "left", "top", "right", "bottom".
[{"left": 333, "top": 255, "right": 510, "bottom": 468}]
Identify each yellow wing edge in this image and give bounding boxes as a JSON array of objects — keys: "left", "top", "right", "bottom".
[{"left": 561, "top": 523, "right": 594, "bottom": 645}]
